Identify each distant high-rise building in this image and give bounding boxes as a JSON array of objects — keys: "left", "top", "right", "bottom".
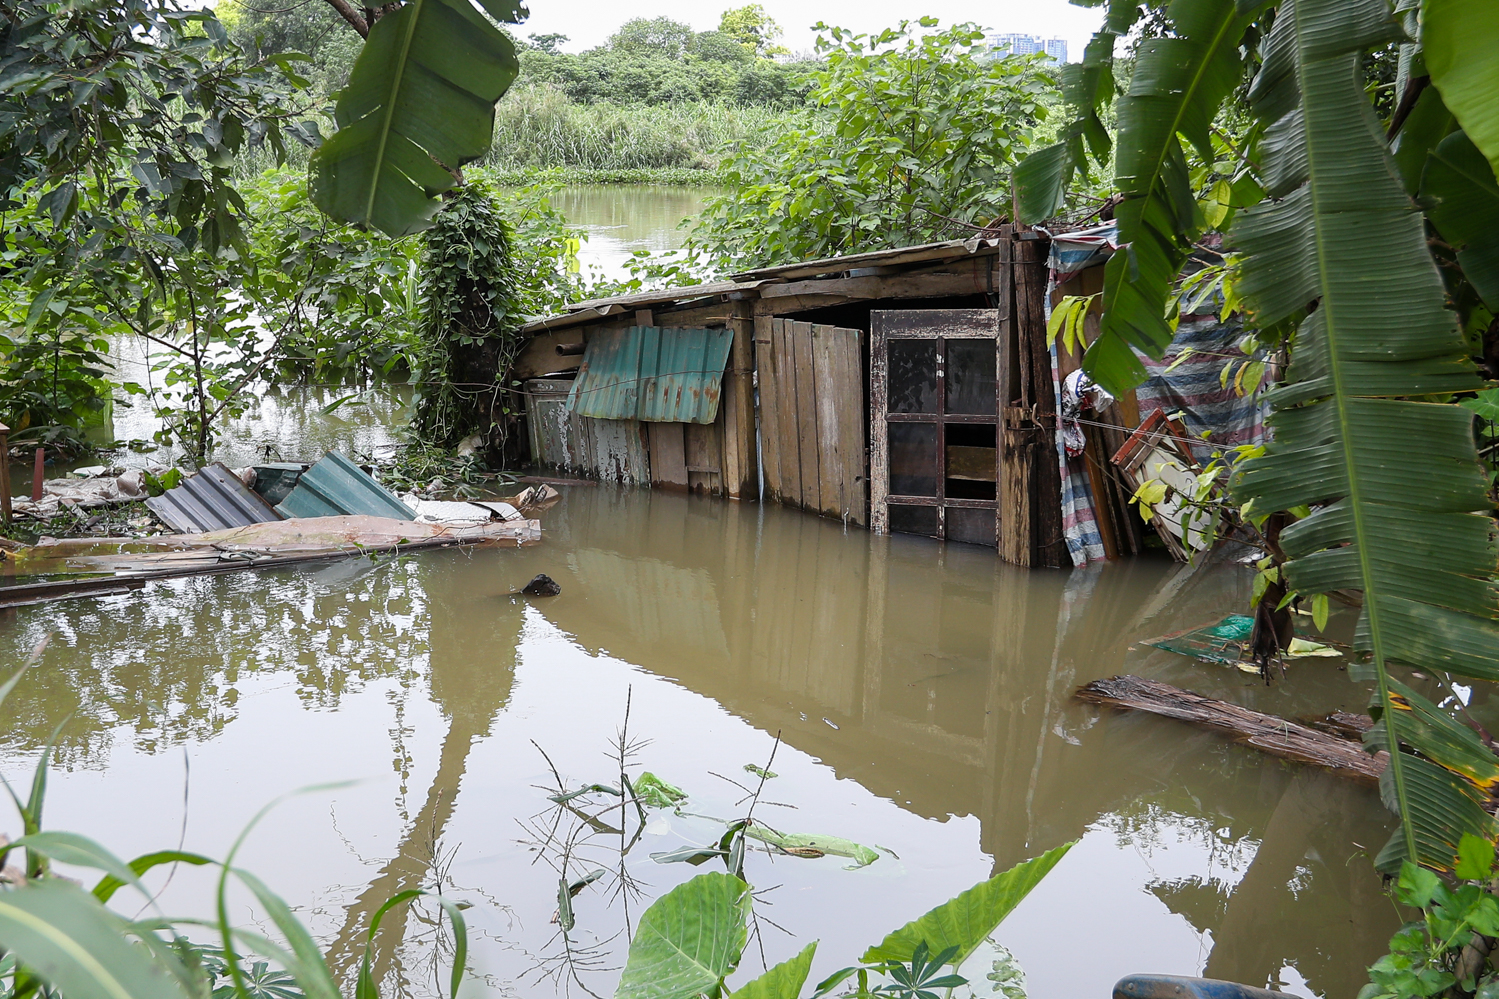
[{"left": 987, "top": 32, "right": 1068, "bottom": 63}]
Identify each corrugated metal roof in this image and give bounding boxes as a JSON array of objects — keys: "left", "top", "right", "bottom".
[
  {"left": 275, "top": 451, "right": 415, "bottom": 521},
  {"left": 567, "top": 326, "right": 733, "bottom": 424},
  {"left": 146, "top": 462, "right": 283, "bottom": 534}
]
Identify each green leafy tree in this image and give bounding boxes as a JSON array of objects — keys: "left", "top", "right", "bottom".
[
  {"left": 608, "top": 16, "right": 695, "bottom": 60},
  {"left": 690, "top": 19, "right": 1052, "bottom": 269},
  {"left": 718, "top": 4, "right": 787, "bottom": 58},
  {"left": 0, "top": 0, "right": 323, "bottom": 462}
]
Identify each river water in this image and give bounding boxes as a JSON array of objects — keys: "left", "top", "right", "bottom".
[
  {"left": 0, "top": 483, "right": 1400, "bottom": 998},
  {"left": 552, "top": 185, "right": 715, "bottom": 281}
]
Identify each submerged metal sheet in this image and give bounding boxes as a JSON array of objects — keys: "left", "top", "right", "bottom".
[
  {"left": 146, "top": 463, "right": 283, "bottom": 534},
  {"left": 525, "top": 379, "right": 652, "bottom": 485},
  {"left": 275, "top": 451, "right": 414, "bottom": 521},
  {"left": 567, "top": 326, "right": 733, "bottom": 424}
]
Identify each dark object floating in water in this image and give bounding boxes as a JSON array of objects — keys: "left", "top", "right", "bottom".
[
  {"left": 522, "top": 573, "right": 561, "bottom": 597},
  {"left": 1115, "top": 974, "right": 1284, "bottom": 999}
]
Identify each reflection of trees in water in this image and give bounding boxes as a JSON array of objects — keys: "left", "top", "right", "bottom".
[{"left": 0, "top": 557, "right": 431, "bottom": 765}]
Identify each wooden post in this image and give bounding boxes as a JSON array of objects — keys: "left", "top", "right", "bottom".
[
  {"left": 31, "top": 448, "right": 43, "bottom": 502},
  {"left": 0, "top": 424, "right": 10, "bottom": 525},
  {"left": 721, "top": 301, "right": 758, "bottom": 499}
]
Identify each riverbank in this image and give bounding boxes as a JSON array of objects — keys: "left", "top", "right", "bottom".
[{"left": 483, "top": 166, "right": 720, "bottom": 187}]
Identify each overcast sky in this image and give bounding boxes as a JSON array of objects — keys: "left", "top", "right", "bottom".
[{"left": 517, "top": 0, "right": 1105, "bottom": 62}]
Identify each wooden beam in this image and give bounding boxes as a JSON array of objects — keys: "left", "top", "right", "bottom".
[{"left": 1075, "top": 675, "right": 1386, "bottom": 785}]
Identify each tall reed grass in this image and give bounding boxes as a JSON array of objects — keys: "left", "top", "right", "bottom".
[{"left": 485, "top": 83, "right": 804, "bottom": 171}]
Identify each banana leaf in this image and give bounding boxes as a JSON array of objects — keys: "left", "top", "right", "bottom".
[
  {"left": 1081, "top": 0, "right": 1271, "bottom": 397},
  {"left": 1422, "top": 0, "right": 1499, "bottom": 181},
  {"left": 1421, "top": 129, "right": 1499, "bottom": 307},
  {"left": 1231, "top": 0, "right": 1499, "bottom": 872},
  {"left": 309, "top": 0, "right": 525, "bottom": 236}
]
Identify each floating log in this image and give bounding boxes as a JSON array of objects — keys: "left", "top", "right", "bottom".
[{"left": 1075, "top": 674, "right": 1386, "bottom": 785}]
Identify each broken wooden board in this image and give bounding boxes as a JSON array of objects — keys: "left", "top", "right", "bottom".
[
  {"left": 2, "top": 515, "right": 541, "bottom": 586},
  {"left": 1075, "top": 674, "right": 1386, "bottom": 785}
]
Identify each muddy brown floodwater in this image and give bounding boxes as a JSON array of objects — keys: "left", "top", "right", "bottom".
[{"left": 0, "top": 485, "right": 1405, "bottom": 998}]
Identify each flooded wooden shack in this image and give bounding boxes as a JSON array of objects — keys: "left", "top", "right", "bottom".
[
  {"left": 514, "top": 230, "right": 1068, "bottom": 567},
  {"left": 512, "top": 222, "right": 1268, "bottom": 571}
]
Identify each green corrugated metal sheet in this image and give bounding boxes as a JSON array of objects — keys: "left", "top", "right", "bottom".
[
  {"left": 275, "top": 450, "right": 414, "bottom": 521},
  {"left": 567, "top": 326, "right": 733, "bottom": 424}
]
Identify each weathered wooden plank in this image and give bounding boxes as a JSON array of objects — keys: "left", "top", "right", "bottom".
[
  {"left": 1075, "top": 675, "right": 1386, "bottom": 785},
  {"left": 757, "top": 261, "right": 994, "bottom": 302},
  {"left": 721, "top": 308, "right": 757, "bottom": 498},
  {"left": 731, "top": 238, "right": 1004, "bottom": 282},
  {"left": 834, "top": 326, "right": 867, "bottom": 526},
  {"left": 773, "top": 319, "right": 804, "bottom": 509},
  {"left": 811, "top": 325, "right": 842, "bottom": 517},
  {"left": 753, "top": 293, "right": 855, "bottom": 316},
  {"left": 868, "top": 314, "right": 890, "bottom": 535},
  {"left": 647, "top": 421, "right": 688, "bottom": 488},
  {"left": 999, "top": 415, "right": 1034, "bottom": 567},
  {"left": 754, "top": 314, "right": 782, "bottom": 503},
  {"left": 686, "top": 416, "right": 723, "bottom": 494},
  {"left": 792, "top": 321, "right": 821, "bottom": 515},
  {"left": 1015, "top": 235, "right": 1064, "bottom": 567}
]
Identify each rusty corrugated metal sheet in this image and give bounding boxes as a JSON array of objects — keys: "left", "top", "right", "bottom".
[
  {"left": 146, "top": 462, "right": 283, "bottom": 533},
  {"left": 567, "top": 326, "right": 733, "bottom": 424},
  {"left": 274, "top": 451, "right": 414, "bottom": 521}
]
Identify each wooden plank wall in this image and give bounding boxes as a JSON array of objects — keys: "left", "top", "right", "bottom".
[{"left": 756, "top": 319, "right": 867, "bottom": 526}]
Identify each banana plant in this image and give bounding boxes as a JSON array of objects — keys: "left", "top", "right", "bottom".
[
  {"left": 1230, "top": 0, "right": 1499, "bottom": 872},
  {"left": 1014, "top": 0, "right": 1499, "bottom": 872},
  {"left": 308, "top": 0, "right": 527, "bottom": 237}
]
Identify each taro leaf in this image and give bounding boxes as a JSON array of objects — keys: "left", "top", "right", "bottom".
[
  {"left": 1421, "top": 130, "right": 1499, "bottom": 307},
  {"left": 1423, "top": 0, "right": 1499, "bottom": 182},
  {"left": 0, "top": 879, "right": 193, "bottom": 999},
  {"left": 635, "top": 772, "right": 688, "bottom": 808},
  {"left": 743, "top": 824, "right": 880, "bottom": 870},
  {"left": 861, "top": 841, "right": 1073, "bottom": 968},
  {"left": 1460, "top": 388, "right": 1499, "bottom": 424},
  {"left": 308, "top": 0, "right": 525, "bottom": 236},
  {"left": 1231, "top": 0, "right": 1499, "bottom": 873},
  {"left": 728, "top": 941, "right": 817, "bottom": 999},
  {"left": 616, "top": 872, "right": 751, "bottom": 999}
]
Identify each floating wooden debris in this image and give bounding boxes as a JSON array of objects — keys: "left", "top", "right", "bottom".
[
  {"left": 1074, "top": 674, "right": 1386, "bottom": 785},
  {"left": 0, "top": 515, "right": 541, "bottom": 607}
]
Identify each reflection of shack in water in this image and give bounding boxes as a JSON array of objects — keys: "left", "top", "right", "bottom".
[{"left": 520, "top": 487, "right": 1399, "bottom": 994}]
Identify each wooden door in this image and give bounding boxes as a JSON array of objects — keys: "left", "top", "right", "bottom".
[
  {"left": 870, "top": 310, "right": 1004, "bottom": 546},
  {"left": 755, "top": 319, "right": 867, "bottom": 525}
]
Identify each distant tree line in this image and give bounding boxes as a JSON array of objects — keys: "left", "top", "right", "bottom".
[{"left": 217, "top": 2, "right": 814, "bottom": 107}]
